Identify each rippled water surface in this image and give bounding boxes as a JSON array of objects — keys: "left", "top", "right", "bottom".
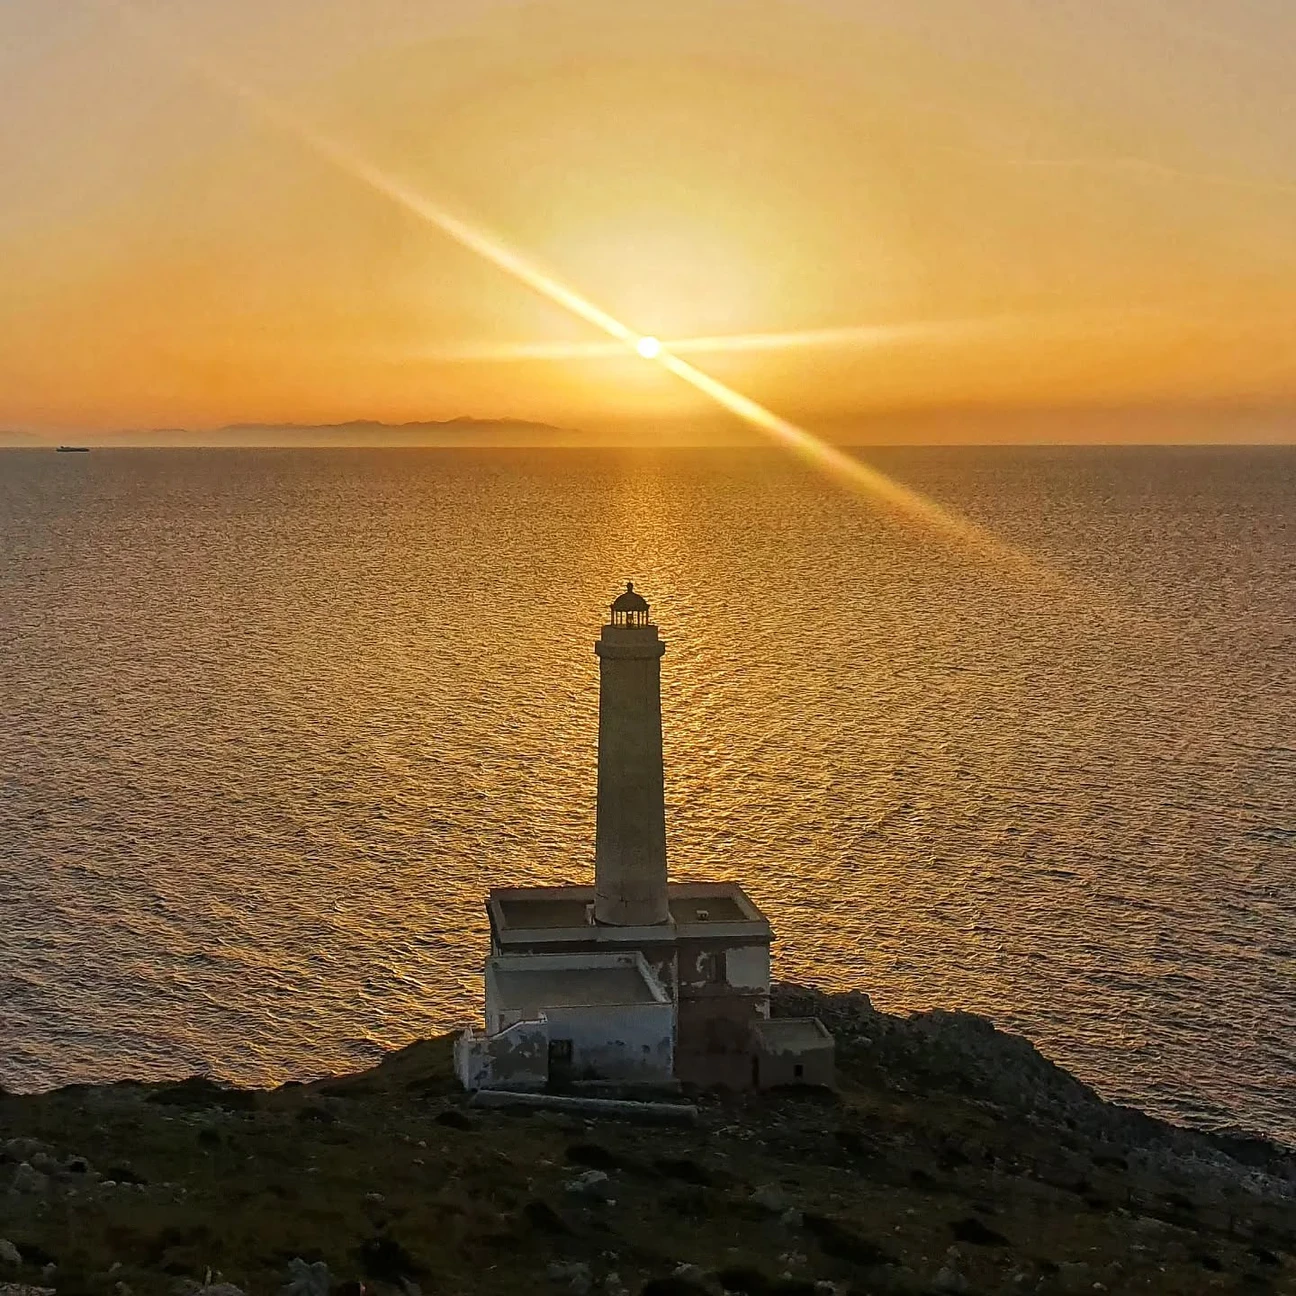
[{"left": 1, "top": 447, "right": 1292, "bottom": 1141}]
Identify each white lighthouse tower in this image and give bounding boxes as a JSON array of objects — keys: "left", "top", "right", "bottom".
[
  {"left": 455, "top": 582, "right": 834, "bottom": 1093},
  {"left": 594, "top": 582, "right": 670, "bottom": 926}
]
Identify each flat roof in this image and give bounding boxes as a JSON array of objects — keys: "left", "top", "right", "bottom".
[
  {"left": 753, "top": 1017, "right": 834, "bottom": 1053},
  {"left": 491, "top": 963, "right": 661, "bottom": 1014},
  {"left": 497, "top": 894, "right": 593, "bottom": 930},
  {"left": 490, "top": 881, "right": 768, "bottom": 937},
  {"left": 668, "top": 894, "right": 746, "bottom": 924}
]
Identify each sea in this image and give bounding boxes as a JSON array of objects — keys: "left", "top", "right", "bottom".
[{"left": 0, "top": 446, "right": 1292, "bottom": 1144}]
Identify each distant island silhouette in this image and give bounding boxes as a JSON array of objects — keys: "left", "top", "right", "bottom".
[
  {"left": 3, "top": 406, "right": 1295, "bottom": 449},
  {"left": 0, "top": 419, "right": 590, "bottom": 449},
  {"left": 135, "top": 418, "right": 579, "bottom": 448}
]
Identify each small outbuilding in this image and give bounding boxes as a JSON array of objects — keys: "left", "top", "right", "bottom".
[{"left": 750, "top": 1017, "right": 836, "bottom": 1090}]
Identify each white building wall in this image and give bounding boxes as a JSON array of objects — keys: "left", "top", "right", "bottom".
[
  {"left": 544, "top": 1000, "right": 675, "bottom": 1083},
  {"left": 724, "top": 943, "right": 771, "bottom": 992},
  {"left": 455, "top": 1017, "right": 549, "bottom": 1091}
]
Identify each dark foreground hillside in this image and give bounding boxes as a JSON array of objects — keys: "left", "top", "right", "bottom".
[{"left": 1, "top": 986, "right": 1292, "bottom": 1296}]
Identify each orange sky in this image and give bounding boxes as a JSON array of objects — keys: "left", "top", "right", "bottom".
[{"left": 1, "top": 0, "right": 1294, "bottom": 440}]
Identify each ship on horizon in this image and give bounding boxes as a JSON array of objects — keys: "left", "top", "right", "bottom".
[{"left": 55, "top": 445, "right": 89, "bottom": 452}]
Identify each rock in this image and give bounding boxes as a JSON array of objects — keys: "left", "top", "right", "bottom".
[
  {"left": 779, "top": 1208, "right": 804, "bottom": 1229},
  {"left": 2, "top": 1139, "right": 43, "bottom": 1160},
  {"left": 523, "top": 1199, "right": 572, "bottom": 1234},
  {"left": 950, "top": 1216, "right": 1009, "bottom": 1246},
  {"left": 0, "top": 1287, "right": 56, "bottom": 1296},
  {"left": 358, "top": 1237, "right": 419, "bottom": 1284},
  {"left": 10, "top": 1163, "right": 49, "bottom": 1195},
  {"left": 283, "top": 1257, "right": 331, "bottom": 1296},
  {"left": 567, "top": 1143, "right": 627, "bottom": 1172},
  {"left": 565, "top": 1169, "right": 613, "bottom": 1200},
  {"left": 654, "top": 1157, "right": 711, "bottom": 1185},
  {"left": 640, "top": 1277, "right": 711, "bottom": 1296},
  {"left": 1057, "top": 1261, "right": 1092, "bottom": 1292},
  {"left": 749, "top": 1185, "right": 788, "bottom": 1212},
  {"left": 105, "top": 1165, "right": 148, "bottom": 1186},
  {"left": 0, "top": 1244, "right": 19, "bottom": 1269},
  {"left": 433, "top": 1109, "right": 476, "bottom": 1130},
  {"left": 801, "top": 1214, "right": 892, "bottom": 1267},
  {"left": 932, "top": 1265, "right": 968, "bottom": 1293},
  {"left": 546, "top": 1261, "right": 592, "bottom": 1295},
  {"left": 713, "top": 1265, "right": 774, "bottom": 1295},
  {"left": 194, "top": 1287, "right": 247, "bottom": 1296}
]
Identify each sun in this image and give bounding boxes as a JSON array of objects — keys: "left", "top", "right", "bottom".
[{"left": 635, "top": 336, "right": 662, "bottom": 360}]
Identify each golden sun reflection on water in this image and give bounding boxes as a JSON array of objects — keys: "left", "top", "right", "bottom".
[{"left": 1, "top": 447, "right": 1294, "bottom": 1142}]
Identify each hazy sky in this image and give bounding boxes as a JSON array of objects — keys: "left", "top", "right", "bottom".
[{"left": 2, "top": 0, "right": 1294, "bottom": 437}]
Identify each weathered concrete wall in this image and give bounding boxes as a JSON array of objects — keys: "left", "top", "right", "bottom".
[
  {"left": 752, "top": 1018, "right": 836, "bottom": 1090},
  {"left": 675, "top": 936, "right": 771, "bottom": 1001},
  {"left": 754, "top": 1040, "right": 835, "bottom": 1090},
  {"left": 455, "top": 1018, "right": 549, "bottom": 1091},
  {"left": 674, "top": 988, "right": 767, "bottom": 1088},
  {"left": 545, "top": 1000, "right": 675, "bottom": 1084},
  {"left": 594, "top": 624, "right": 670, "bottom": 926},
  {"left": 723, "top": 943, "right": 771, "bottom": 992}
]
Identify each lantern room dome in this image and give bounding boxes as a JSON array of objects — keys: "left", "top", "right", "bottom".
[
  {"left": 611, "top": 581, "right": 649, "bottom": 614},
  {"left": 608, "top": 582, "right": 652, "bottom": 628}
]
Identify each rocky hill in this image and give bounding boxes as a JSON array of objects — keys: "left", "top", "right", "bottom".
[{"left": 1, "top": 986, "right": 1292, "bottom": 1296}]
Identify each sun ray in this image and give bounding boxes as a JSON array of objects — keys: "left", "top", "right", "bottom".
[
  {"left": 411, "top": 310, "right": 1165, "bottom": 365},
  {"left": 95, "top": 0, "right": 1051, "bottom": 579}
]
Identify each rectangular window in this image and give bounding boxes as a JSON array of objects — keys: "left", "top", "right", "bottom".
[{"left": 704, "top": 951, "right": 728, "bottom": 985}]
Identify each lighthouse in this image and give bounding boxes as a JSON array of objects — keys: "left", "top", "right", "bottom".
[
  {"left": 457, "top": 581, "right": 835, "bottom": 1093},
  {"left": 593, "top": 583, "right": 670, "bottom": 926}
]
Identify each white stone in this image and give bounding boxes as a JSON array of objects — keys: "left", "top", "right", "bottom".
[
  {"left": 0, "top": 1242, "right": 20, "bottom": 1268},
  {"left": 750, "top": 1185, "right": 787, "bottom": 1212},
  {"left": 565, "top": 1169, "right": 612, "bottom": 1199},
  {"left": 284, "top": 1257, "right": 330, "bottom": 1296}
]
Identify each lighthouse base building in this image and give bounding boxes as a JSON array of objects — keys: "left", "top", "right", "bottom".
[{"left": 455, "top": 586, "right": 833, "bottom": 1093}]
